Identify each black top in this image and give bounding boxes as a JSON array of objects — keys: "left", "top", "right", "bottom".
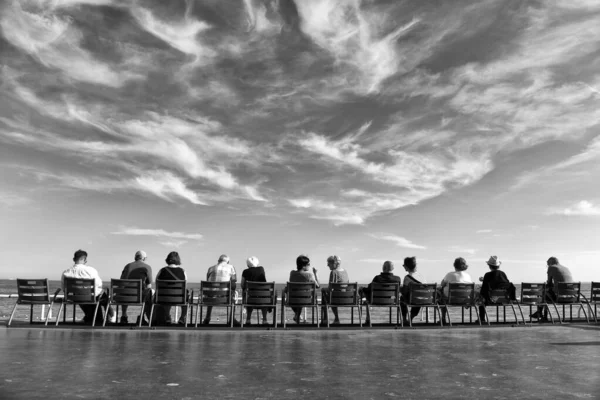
[
  {"left": 372, "top": 272, "right": 402, "bottom": 284},
  {"left": 242, "top": 266, "right": 267, "bottom": 283},
  {"left": 156, "top": 266, "right": 186, "bottom": 281},
  {"left": 480, "top": 269, "right": 510, "bottom": 300},
  {"left": 120, "top": 260, "right": 153, "bottom": 286}
]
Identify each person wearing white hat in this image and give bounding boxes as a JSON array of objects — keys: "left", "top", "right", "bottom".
[
  {"left": 241, "top": 256, "right": 270, "bottom": 325},
  {"left": 119, "top": 250, "right": 153, "bottom": 324},
  {"left": 478, "top": 255, "right": 511, "bottom": 324}
]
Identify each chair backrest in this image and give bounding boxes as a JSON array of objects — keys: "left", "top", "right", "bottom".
[
  {"left": 155, "top": 279, "right": 187, "bottom": 305},
  {"left": 407, "top": 283, "right": 438, "bottom": 305},
  {"left": 328, "top": 282, "right": 359, "bottom": 306},
  {"left": 109, "top": 279, "right": 143, "bottom": 304},
  {"left": 520, "top": 283, "right": 546, "bottom": 305},
  {"left": 199, "top": 281, "right": 233, "bottom": 306},
  {"left": 447, "top": 283, "right": 475, "bottom": 306},
  {"left": 369, "top": 282, "right": 400, "bottom": 306},
  {"left": 555, "top": 282, "right": 581, "bottom": 303},
  {"left": 16, "top": 279, "right": 50, "bottom": 304},
  {"left": 64, "top": 277, "right": 96, "bottom": 304},
  {"left": 591, "top": 282, "right": 600, "bottom": 303},
  {"left": 487, "top": 283, "right": 513, "bottom": 304},
  {"left": 285, "top": 282, "right": 317, "bottom": 307},
  {"left": 243, "top": 281, "right": 276, "bottom": 306}
]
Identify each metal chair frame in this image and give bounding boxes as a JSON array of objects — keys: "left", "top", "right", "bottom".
[
  {"left": 103, "top": 279, "right": 146, "bottom": 327},
  {"left": 8, "top": 279, "right": 57, "bottom": 327},
  {"left": 441, "top": 283, "right": 480, "bottom": 327},
  {"left": 240, "top": 281, "right": 277, "bottom": 328},
  {"left": 195, "top": 281, "right": 235, "bottom": 328},
  {"left": 282, "top": 282, "right": 320, "bottom": 328},
  {"left": 518, "top": 283, "right": 552, "bottom": 324},
  {"left": 55, "top": 277, "right": 102, "bottom": 327},
  {"left": 324, "top": 282, "right": 362, "bottom": 328},
  {"left": 149, "top": 279, "right": 190, "bottom": 328},
  {"left": 480, "top": 284, "right": 521, "bottom": 326},
  {"left": 403, "top": 283, "right": 443, "bottom": 328},
  {"left": 584, "top": 282, "right": 600, "bottom": 323},
  {"left": 364, "top": 282, "right": 402, "bottom": 328},
  {"left": 548, "top": 282, "right": 589, "bottom": 324}
]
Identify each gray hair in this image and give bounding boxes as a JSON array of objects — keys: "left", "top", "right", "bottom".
[{"left": 382, "top": 260, "right": 394, "bottom": 272}]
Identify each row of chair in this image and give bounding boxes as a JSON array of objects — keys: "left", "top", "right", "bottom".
[{"left": 7, "top": 278, "right": 600, "bottom": 328}]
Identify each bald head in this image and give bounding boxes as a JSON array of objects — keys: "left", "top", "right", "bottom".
[
  {"left": 218, "top": 254, "right": 229, "bottom": 264},
  {"left": 382, "top": 260, "right": 394, "bottom": 272}
]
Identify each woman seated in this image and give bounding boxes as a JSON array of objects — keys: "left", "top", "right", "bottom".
[
  {"left": 321, "top": 255, "right": 349, "bottom": 325},
  {"left": 400, "top": 256, "right": 427, "bottom": 324},
  {"left": 439, "top": 257, "right": 473, "bottom": 323},
  {"left": 288, "top": 255, "right": 320, "bottom": 323},
  {"left": 241, "top": 256, "right": 271, "bottom": 325},
  {"left": 153, "top": 251, "right": 188, "bottom": 325}
]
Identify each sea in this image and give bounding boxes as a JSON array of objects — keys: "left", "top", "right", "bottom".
[{"left": 0, "top": 280, "right": 593, "bottom": 324}]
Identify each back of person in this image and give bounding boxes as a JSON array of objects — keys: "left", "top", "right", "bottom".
[
  {"left": 330, "top": 269, "right": 349, "bottom": 283},
  {"left": 242, "top": 266, "right": 267, "bottom": 283},
  {"left": 290, "top": 269, "right": 316, "bottom": 283},
  {"left": 548, "top": 264, "right": 573, "bottom": 288},
  {"left": 373, "top": 272, "right": 401, "bottom": 284},
  {"left": 157, "top": 266, "right": 186, "bottom": 281},
  {"left": 122, "top": 260, "right": 152, "bottom": 286},
  {"left": 208, "top": 262, "right": 236, "bottom": 282}
]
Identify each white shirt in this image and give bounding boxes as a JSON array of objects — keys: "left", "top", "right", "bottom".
[
  {"left": 62, "top": 263, "right": 103, "bottom": 297},
  {"left": 441, "top": 270, "right": 473, "bottom": 297}
]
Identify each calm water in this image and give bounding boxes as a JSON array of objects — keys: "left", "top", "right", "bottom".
[{"left": 0, "top": 280, "right": 594, "bottom": 324}]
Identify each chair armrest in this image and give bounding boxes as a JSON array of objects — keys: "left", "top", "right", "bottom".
[
  {"left": 52, "top": 288, "right": 62, "bottom": 302},
  {"left": 187, "top": 289, "right": 194, "bottom": 304}
]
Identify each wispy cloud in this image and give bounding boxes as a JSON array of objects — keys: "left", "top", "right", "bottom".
[
  {"left": 447, "top": 246, "right": 477, "bottom": 255},
  {"left": 112, "top": 227, "right": 203, "bottom": 241},
  {"left": 476, "top": 229, "right": 492, "bottom": 234},
  {"left": 159, "top": 240, "right": 188, "bottom": 249},
  {"left": 548, "top": 200, "right": 600, "bottom": 216},
  {"left": 369, "top": 233, "right": 426, "bottom": 250}
]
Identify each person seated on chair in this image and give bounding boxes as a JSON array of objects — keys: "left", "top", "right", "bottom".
[
  {"left": 360, "top": 261, "right": 401, "bottom": 324},
  {"left": 477, "top": 255, "right": 513, "bottom": 324},
  {"left": 321, "top": 255, "right": 349, "bottom": 325},
  {"left": 439, "top": 257, "right": 473, "bottom": 324},
  {"left": 203, "top": 254, "right": 240, "bottom": 325},
  {"left": 530, "top": 256, "right": 573, "bottom": 321},
  {"left": 400, "top": 256, "right": 426, "bottom": 325},
  {"left": 119, "top": 250, "right": 153, "bottom": 325},
  {"left": 154, "top": 251, "right": 188, "bottom": 325},
  {"left": 62, "top": 249, "right": 115, "bottom": 324},
  {"left": 289, "top": 255, "right": 320, "bottom": 324},
  {"left": 241, "top": 256, "right": 270, "bottom": 325}
]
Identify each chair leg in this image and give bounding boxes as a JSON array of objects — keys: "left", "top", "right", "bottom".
[
  {"left": 579, "top": 304, "right": 590, "bottom": 324},
  {"left": 446, "top": 306, "right": 452, "bottom": 327},
  {"left": 30, "top": 304, "right": 34, "bottom": 324},
  {"left": 515, "top": 303, "right": 526, "bottom": 325},
  {"left": 474, "top": 306, "right": 482, "bottom": 326},
  {"left": 55, "top": 304, "right": 64, "bottom": 326},
  {"left": 194, "top": 304, "right": 200, "bottom": 328},
  {"left": 549, "top": 302, "right": 561, "bottom": 324},
  {"left": 45, "top": 301, "right": 54, "bottom": 326},
  {"left": 283, "top": 304, "right": 286, "bottom": 329},
  {"left": 103, "top": 303, "right": 110, "bottom": 327},
  {"left": 366, "top": 304, "right": 372, "bottom": 328},
  {"left": 240, "top": 305, "right": 245, "bottom": 329},
  {"left": 509, "top": 304, "right": 519, "bottom": 326},
  {"left": 148, "top": 304, "right": 155, "bottom": 328},
  {"left": 92, "top": 303, "right": 100, "bottom": 328},
  {"left": 7, "top": 302, "right": 19, "bottom": 327},
  {"left": 326, "top": 305, "right": 330, "bottom": 328},
  {"left": 139, "top": 303, "right": 145, "bottom": 327}
]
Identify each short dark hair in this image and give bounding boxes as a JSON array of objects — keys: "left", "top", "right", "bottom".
[
  {"left": 73, "top": 249, "right": 88, "bottom": 262},
  {"left": 165, "top": 251, "right": 181, "bottom": 266},
  {"left": 296, "top": 255, "right": 310, "bottom": 270},
  {"left": 547, "top": 257, "right": 559, "bottom": 266},
  {"left": 453, "top": 257, "right": 468, "bottom": 271},
  {"left": 403, "top": 257, "right": 416, "bottom": 270}
]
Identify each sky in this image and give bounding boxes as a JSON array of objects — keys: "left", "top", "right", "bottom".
[{"left": 1, "top": 0, "right": 600, "bottom": 284}]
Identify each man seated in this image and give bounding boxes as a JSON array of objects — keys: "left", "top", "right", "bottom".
[
  {"left": 360, "top": 261, "right": 401, "bottom": 324},
  {"left": 203, "top": 254, "right": 239, "bottom": 325},
  {"left": 530, "top": 256, "right": 573, "bottom": 321},
  {"left": 119, "top": 250, "right": 153, "bottom": 325},
  {"left": 62, "top": 249, "right": 114, "bottom": 324},
  {"left": 400, "top": 256, "right": 426, "bottom": 325},
  {"left": 478, "top": 255, "right": 514, "bottom": 324}
]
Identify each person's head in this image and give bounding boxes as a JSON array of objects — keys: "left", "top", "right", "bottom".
[
  {"left": 453, "top": 257, "right": 468, "bottom": 271},
  {"left": 165, "top": 251, "right": 181, "bottom": 266},
  {"left": 135, "top": 250, "right": 147, "bottom": 261},
  {"left": 547, "top": 257, "right": 559, "bottom": 266},
  {"left": 403, "top": 257, "right": 416, "bottom": 272},
  {"left": 296, "top": 255, "right": 310, "bottom": 271},
  {"left": 382, "top": 260, "right": 394, "bottom": 273},
  {"left": 218, "top": 254, "right": 230, "bottom": 264},
  {"left": 327, "top": 255, "right": 341, "bottom": 270},
  {"left": 73, "top": 249, "right": 88, "bottom": 264},
  {"left": 486, "top": 255, "right": 501, "bottom": 270},
  {"left": 246, "top": 256, "right": 259, "bottom": 268}
]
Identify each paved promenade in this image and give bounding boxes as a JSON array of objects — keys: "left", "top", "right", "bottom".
[{"left": 1, "top": 324, "right": 599, "bottom": 399}]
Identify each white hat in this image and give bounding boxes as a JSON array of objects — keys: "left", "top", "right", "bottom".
[
  {"left": 246, "top": 256, "right": 259, "bottom": 268},
  {"left": 486, "top": 256, "right": 501, "bottom": 267}
]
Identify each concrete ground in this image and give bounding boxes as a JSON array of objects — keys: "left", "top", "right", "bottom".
[{"left": 1, "top": 324, "right": 599, "bottom": 399}]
